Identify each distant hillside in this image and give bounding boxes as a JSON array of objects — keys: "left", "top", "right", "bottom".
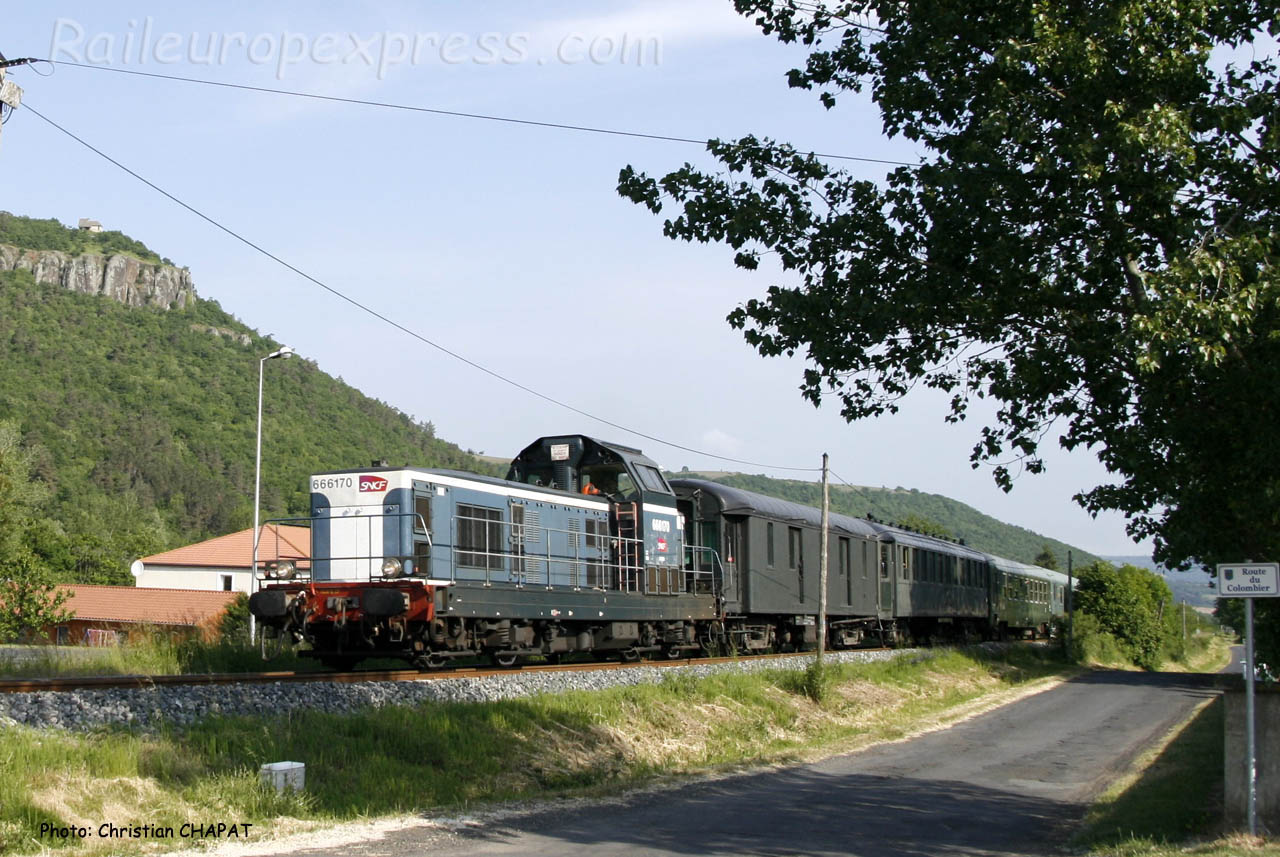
[
  {"left": 0, "top": 214, "right": 497, "bottom": 583},
  {"left": 1103, "top": 555, "right": 1217, "bottom": 608},
  {"left": 677, "top": 470, "right": 1100, "bottom": 567}
]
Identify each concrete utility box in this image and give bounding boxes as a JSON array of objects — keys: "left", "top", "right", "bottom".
[
  {"left": 1224, "top": 684, "right": 1280, "bottom": 831},
  {"left": 259, "top": 761, "right": 305, "bottom": 793}
]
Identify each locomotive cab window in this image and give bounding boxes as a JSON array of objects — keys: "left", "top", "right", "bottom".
[
  {"left": 634, "top": 464, "right": 671, "bottom": 494},
  {"left": 414, "top": 495, "right": 431, "bottom": 533},
  {"left": 581, "top": 466, "right": 625, "bottom": 496},
  {"left": 615, "top": 472, "right": 639, "bottom": 501}
]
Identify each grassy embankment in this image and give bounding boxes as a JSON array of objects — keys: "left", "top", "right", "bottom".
[
  {"left": 0, "top": 639, "right": 316, "bottom": 679},
  {"left": 0, "top": 646, "right": 1067, "bottom": 856},
  {"left": 1, "top": 632, "right": 1260, "bottom": 856}
]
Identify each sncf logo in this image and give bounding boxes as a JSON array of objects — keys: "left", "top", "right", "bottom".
[{"left": 359, "top": 475, "right": 389, "bottom": 493}]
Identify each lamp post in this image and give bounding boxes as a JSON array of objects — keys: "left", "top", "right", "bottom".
[{"left": 249, "top": 345, "right": 294, "bottom": 643}]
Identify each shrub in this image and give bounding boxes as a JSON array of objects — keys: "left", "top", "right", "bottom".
[{"left": 1067, "top": 612, "right": 1129, "bottom": 666}]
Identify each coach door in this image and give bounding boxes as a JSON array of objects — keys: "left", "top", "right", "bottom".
[{"left": 878, "top": 543, "right": 894, "bottom": 618}]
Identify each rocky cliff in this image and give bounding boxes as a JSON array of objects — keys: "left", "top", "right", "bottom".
[{"left": 0, "top": 243, "right": 196, "bottom": 309}]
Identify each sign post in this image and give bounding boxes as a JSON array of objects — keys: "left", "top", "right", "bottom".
[{"left": 1218, "top": 561, "right": 1280, "bottom": 837}]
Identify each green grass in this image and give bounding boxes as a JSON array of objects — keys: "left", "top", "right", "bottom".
[
  {"left": 0, "top": 637, "right": 317, "bottom": 679},
  {"left": 0, "top": 647, "right": 1069, "bottom": 856},
  {"left": 1076, "top": 690, "right": 1279, "bottom": 857}
]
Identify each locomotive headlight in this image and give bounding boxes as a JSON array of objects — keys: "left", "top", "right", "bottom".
[
  {"left": 263, "top": 563, "right": 278, "bottom": 579},
  {"left": 381, "top": 558, "right": 403, "bottom": 578},
  {"left": 275, "top": 560, "right": 296, "bottom": 580}
]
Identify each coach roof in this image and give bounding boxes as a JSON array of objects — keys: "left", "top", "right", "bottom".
[{"left": 670, "top": 478, "right": 879, "bottom": 538}]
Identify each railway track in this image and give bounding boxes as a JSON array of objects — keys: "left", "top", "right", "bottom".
[{"left": 0, "top": 649, "right": 838, "bottom": 695}]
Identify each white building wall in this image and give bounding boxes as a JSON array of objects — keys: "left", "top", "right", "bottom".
[{"left": 133, "top": 565, "right": 252, "bottom": 594}]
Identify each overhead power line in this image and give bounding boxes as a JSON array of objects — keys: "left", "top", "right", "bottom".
[
  {"left": 42, "top": 60, "right": 919, "bottom": 169},
  {"left": 22, "top": 101, "right": 824, "bottom": 474},
  {"left": 34, "top": 62, "right": 1238, "bottom": 204}
]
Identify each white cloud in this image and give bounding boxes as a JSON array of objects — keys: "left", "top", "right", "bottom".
[
  {"left": 699, "top": 428, "right": 746, "bottom": 459},
  {"left": 530, "top": 0, "right": 761, "bottom": 48}
]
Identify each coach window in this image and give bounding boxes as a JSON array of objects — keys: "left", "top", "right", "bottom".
[
  {"left": 789, "top": 527, "right": 804, "bottom": 602},
  {"left": 767, "top": 523, "right": 776, "bottom": 567},
  {"left": 900, "top": 547, "right": 910, "bottom": 581},
  {"left": 839, "top": 537, "right": 851, "bottom": 606}
]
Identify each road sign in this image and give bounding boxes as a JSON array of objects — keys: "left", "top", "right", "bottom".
[
  {"left": 1217, "top": 563, "right": 1279, "bottom": 597},
  {"left": 1217, "top": 561, "right": 1278, "bottom": 837}
]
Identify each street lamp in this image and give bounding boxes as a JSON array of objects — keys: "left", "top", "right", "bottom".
[{"left": 249, "top": 345, "right": 294, "bottom": 643}]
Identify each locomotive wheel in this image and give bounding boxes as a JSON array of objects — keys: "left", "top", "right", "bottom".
[
  {"left": 664, "top": 645, "right": 683, "bottom": 660},
  {"left": 413, "top": 652, "right": 448, "bottom": 671},
  {"left": 619, "top": 647, "right": 641, "bottom": 663},
  {"left": 493, "top": 653, "right": 518, "bottom": 668}
]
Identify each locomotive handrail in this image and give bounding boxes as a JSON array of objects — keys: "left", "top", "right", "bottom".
[
  {"left": 260, "top": 507, "right": 715, "bottom": 596},
  {"left": 257, "top": 512, "right": 431, "bottom": 581},
  {"left": 449, "top": 510, "right": 665, "bottom": 593},
  {"left": 682, "top": 544, "right": 725, "bottom": 598}
]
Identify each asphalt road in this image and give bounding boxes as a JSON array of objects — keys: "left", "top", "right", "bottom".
[{"left": 265, "top": 667, "right": 1227, "bottom": 857}]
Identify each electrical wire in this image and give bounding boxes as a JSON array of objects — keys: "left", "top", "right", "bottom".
[
  {"left": 41, "top": 59, "right": 919, "bottom": 169},
  {"left": 35, "top": 61, "right": 1240, "bottom": 204},
  {"left": 22, "top": 100, "right": 824, "bottom": 473}
]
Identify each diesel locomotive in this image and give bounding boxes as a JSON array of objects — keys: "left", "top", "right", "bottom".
[{"left": 248, "top": 434, "right": 1069, "bottom": 668}]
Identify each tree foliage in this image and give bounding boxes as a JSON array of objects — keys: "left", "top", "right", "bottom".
[
  {"left": 0, "top": 211, "right": 167, "bottom": 264},
  {"left": 1034, "top": 546, "right": 1060, "bottom": 571},
  {"left": 0, "top": 549, "right": 72, "bottom": 642},
  {"left": 618, "top": 1, "right": 1280, "bottom": 660},
  {"left": 0, "top": 218, "right": 494, "bottom": 583},
  {"left": 1073, "top": 561, "right": 1174, "bottom": 670},
  {"left": 0, "top": 421, "right": 72, "bottom": 640},
  {"left": 895, "top": 513, "right": 954, "bottom": 541}
]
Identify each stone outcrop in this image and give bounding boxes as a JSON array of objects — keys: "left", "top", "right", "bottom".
[
  {"left": 190, "top": 324, "right": 252, "bottom": 347},
  {"left": 0, "top": 243, "right": 196, "bottom": 309}
]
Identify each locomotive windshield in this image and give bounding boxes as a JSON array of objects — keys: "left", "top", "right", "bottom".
[{"left": 580, "top": 465, "right": 636, "bottom": 499}]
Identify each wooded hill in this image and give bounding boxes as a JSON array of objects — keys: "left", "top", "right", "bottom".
[
  {"left": 0, "top": 214, "right": 1104, "bottom": 582},
  {"left": 0, "top": 216, "right": 491, "bottom": 584},
  {"left": 676, "top": 471, "right": 1100, "bottom": 568}
]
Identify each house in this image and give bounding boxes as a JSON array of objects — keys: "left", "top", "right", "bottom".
[
  {"left": 77, "top": 218, "right": 103, "bottom": 233},
  {"left": 134, "top": 525, "right": 311, "bottom": 594},
  {"left": 50, "top": 584, "right": 239, "bottom": 645}
]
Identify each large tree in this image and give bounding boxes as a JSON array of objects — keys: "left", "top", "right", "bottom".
[
  {"left": 0, "top": 421, "right": 72, "bottom": 641},
  {"left": 619, "top": 3, "right": 1278, "bottom": 614}
]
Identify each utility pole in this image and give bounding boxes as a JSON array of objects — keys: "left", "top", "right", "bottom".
[
  {"left": 818, "top": 452, "right": 830, "bottom": 665},
  {"left": 0, "top": 54, "right": 27, "bottom": 150},
  {"left": 1066, "top": 550, "right": 1074, "bottom": 654}
]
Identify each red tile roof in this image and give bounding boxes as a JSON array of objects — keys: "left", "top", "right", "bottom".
[
  {"left": 141, "top": 526, "right": 310, "bottom": 570},
  {"left": 57, "top": 585, "right": 238, "bottom": 627}
]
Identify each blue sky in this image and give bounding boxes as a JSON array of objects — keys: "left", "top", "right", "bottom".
[{"left": 3, "top": 2, "right": 1153, "bottom": 556}]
